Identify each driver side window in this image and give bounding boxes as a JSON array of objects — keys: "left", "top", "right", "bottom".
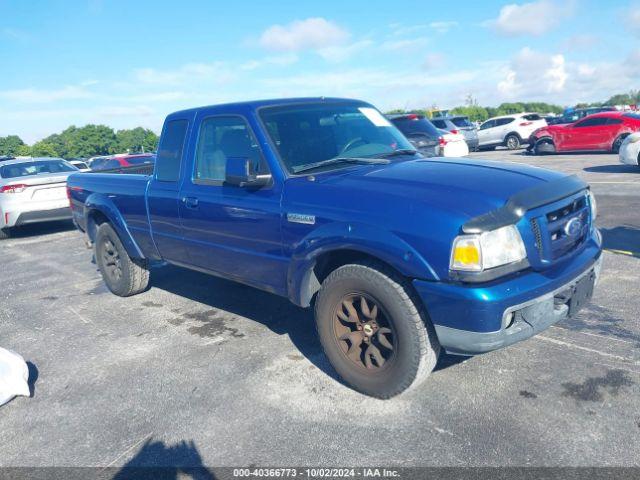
[
  {"left": 480, "top": 120, "right": 495, "bottom": 130},
  {"left": 194, "top": 116, "right": 267, "bottom": 182}
]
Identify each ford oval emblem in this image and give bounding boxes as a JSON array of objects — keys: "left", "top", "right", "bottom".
[{"left": 564, "top": 217, "right": 583, "bottom": 237}]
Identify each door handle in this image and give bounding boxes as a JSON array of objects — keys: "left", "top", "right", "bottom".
[{"left": 182, "top": 196, "right": 199, "bottom": 209}]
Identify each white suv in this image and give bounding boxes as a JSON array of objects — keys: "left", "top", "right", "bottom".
[{"left": 477, "top": 113, "right": 547, "bottom": 150}]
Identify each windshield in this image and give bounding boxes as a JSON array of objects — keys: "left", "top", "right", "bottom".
[
  {"left": 0, "top": 160, "right": 76, "bottom": 179},
  {"left": 259, "top": 102, "right": 414, "bottom": 174}
]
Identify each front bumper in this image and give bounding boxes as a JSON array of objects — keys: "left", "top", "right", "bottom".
[{"left": 413, "top": 235, "right": 602, "bottom": 355}]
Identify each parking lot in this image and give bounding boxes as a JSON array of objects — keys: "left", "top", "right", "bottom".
[{"left": 0, "top": 150, "right": 638, "bottom": 468}]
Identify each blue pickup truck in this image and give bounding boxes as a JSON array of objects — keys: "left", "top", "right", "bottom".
[{"left": 68, "top": 98, "right": 602, "bottom": 398}]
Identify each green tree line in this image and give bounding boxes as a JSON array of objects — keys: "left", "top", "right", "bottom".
[{"left": 0, "top": 125, "right": 159, "bottom": 159}]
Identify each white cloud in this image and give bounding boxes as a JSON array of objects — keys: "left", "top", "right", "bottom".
[
  {"left": 422, "top": 53, "right": 445, "bottom": 70},
  {"left": 0, "top": 85, "right": 94, "bottom": 103},
  {"left": 241, "top": 54, "right": 298, "bottom": 70},
  {"left": 380, "top": 37, "right": 429, "bottom": 52},
  {"left": 489, "top": 0, "right": 576, "bottom": 36},
  {"left": 97, "top": 105, "right": 154, "bottom": 117},
  {"left": 562, "top": 34, "right": 599, "bottom": 51},
  {"left": 493, "top": 47, "right": 639, "bottom": 105},
  {"left": 624, "top": 3, "right": 640, "bottom": 36},
  {"left": 1, "top": 27, "right": 31, "bottom": 42},
  {"left": 259, "top": 17, "right": 349, "bottom": 52},
  {"left": 134, "top": 62, "right": 234, "bottom": 85},
  {"left": 429, "top": 21, "right": 458, "bottom": 34},
  {"left": 497, "top": 48, "right": 567, "bottom": 97},
  {"left": 388, "top": 24, "right": 429, "bottom": 36},
  {"left": 316, "top": 39, "right": 374, "bottom": 63}
]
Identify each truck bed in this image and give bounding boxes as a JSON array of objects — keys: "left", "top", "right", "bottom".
[{"left": 67, "top": 172, "right": 152, "bottom": 253}]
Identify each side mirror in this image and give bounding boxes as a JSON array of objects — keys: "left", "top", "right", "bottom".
[{"left": 225, "top": 156, "right": 271, "bottom": 187}]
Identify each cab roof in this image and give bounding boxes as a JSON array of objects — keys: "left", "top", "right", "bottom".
[{"left": 167, "top": 97, "right": 371, "bottom": 118}]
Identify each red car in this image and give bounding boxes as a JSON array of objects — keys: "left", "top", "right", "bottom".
[
  {"left": 528, "top": 111, "right": 640, "bottom": 155},
  {"left": 90, "top": 153, "right": 156, "bottom": 171}
]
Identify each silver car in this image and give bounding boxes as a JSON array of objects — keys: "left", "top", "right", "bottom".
[
  {"left": 430, "top": 116, "right": 479, "bottom": 151},
  {"left": 0, "top": 157, "right": 78, "bottom": 239}
]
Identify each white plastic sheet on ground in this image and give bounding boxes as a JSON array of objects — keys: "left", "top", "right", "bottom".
[{"left": 0, "top": 347, "right": 30, "bottom": 406}]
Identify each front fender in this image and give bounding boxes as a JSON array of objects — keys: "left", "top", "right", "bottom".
[
  {"left": 84, "top": 193, "right": 145, "bottom": 260},
  {"left": 287, "top": 221, "right": 439, "bottom": 306}
]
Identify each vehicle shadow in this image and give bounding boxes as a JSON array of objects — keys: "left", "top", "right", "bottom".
[
  {"left": 584, "top": 165, "right": 639, "bottom": 174},
  {"left": 6, "top": 219, "right": 75, "bottom": 239},
  {"left": 112, "top": 438, "right": 214, "bottom": 479},
  {"left": 149, "top": 265, "right": 462, "bottom": 385},
  {"left": 149, "top": 265, "right": 338, "bottom": 381},
  {"left": 599, "top": 225, "right": 640, "bottom": 255}
]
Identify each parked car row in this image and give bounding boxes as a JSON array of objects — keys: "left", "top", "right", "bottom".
[{"left": 387, "top": 114, "right": 469, "bottom": 157}]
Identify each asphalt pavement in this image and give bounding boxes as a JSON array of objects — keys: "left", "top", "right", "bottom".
[{"left": 0, "top": 149, "right": 638, "bottom": 469}]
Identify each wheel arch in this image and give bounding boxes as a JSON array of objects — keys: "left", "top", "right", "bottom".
[
  {"left": 85, "top": 193, "right": 145, "bottom": 260},
  {"left": 504, "top": 131, "right": 523, "bottom": 143},
  {"left": 288, "top": 228, "right": 439, "bottom": 308}
]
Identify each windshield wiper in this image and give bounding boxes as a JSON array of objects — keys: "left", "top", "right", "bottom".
[
  {"left": 292, "top": 157, "right": 390, "bottom": 174},
  {"left": 371, "top": 149, "right": 419, "bottom": 159}
]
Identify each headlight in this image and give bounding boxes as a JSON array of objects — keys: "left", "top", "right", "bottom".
[
  {"left": 588, "top": 190, "right": 597, "bottom": 221},
  {"left": 450, "top": 225, "right": 527, "bottom": 272}
]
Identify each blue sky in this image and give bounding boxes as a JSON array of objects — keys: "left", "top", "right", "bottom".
[{"left": 1, "top": 0, "right": 639, "bottom": 143}]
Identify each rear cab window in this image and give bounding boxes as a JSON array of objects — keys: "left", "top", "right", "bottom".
[{"left": 155, "top": 119, "right": 188, "bottom": 182}]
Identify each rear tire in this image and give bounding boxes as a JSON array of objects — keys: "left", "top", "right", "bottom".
[
  {"left": 314, "top": 262, "right": 440, "bottom": 399},
  {"left": 0, "top": 227, "right": 11, "bottom": 240},
  {"left": 505, "top": 134, "right": 520, "bottom": 150},
  {"left": 95, "top": 223, "right": 149, "bottom": 297}
]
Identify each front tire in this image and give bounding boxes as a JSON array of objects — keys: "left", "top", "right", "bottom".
[
  {"left": 95, "top": 223, "right": 149, "bottom": 297},
  {"left": 0, "top": 227, "right": 13, "bottom": 240},
  {"left": 534, "top": 138, "right": 555, "bottom": 155},
  {"left": 314, "top": 262, "right": 440, "bottom": 398},
  {"left": 612, "top": 135, "right": 627, "bottom": 154},
  {"left": 505, "top": 134, "right": 520, "bottom": 150}
]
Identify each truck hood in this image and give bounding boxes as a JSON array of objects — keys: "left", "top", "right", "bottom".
[{"left": 305, "top": 157, "right": 565, "bottom": 221}]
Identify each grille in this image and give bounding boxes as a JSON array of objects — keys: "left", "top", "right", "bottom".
[
  {"left": 531, "top": 218, "right": 543, "bottom": 253},
  {"left": 530, "top": 194, "right": 590, "bottom": 263}
]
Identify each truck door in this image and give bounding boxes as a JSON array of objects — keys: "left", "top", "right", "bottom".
[
  {"left": 178, "top": 114, "right": 287, "bottom": 295},
  {"left": 147, "top": 116, "right": 192, "bottom": 264}
]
